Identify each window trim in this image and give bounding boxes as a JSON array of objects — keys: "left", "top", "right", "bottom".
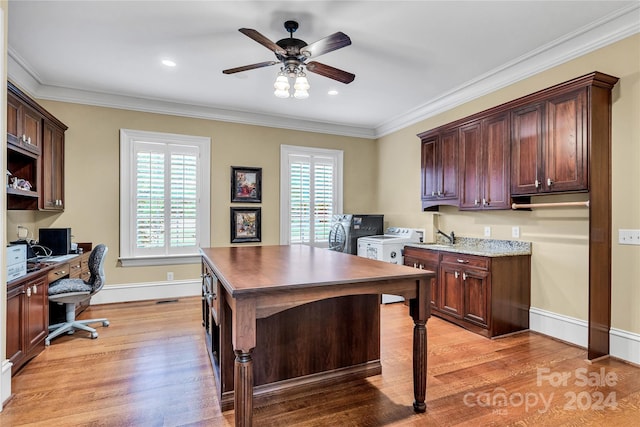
[
  {"left": 119, "top": 129, "right": 211, "bottom": 266},
  {"left": 280, "top": 144, "right": 343, "bottom": 246}
]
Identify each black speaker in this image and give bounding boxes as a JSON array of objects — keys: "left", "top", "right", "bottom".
[{"left": 38, "top": 228, "right": 71, "bottom": 256}]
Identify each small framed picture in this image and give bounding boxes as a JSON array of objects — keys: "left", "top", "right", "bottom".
[
  {"left": 231, "top": 166, "right": 262, "bottom": 203},
  {"left": 230, "top": 207, "right": 261, "bottom": 243}
]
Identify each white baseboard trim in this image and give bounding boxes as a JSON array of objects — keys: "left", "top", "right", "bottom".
[
  {"left": 529, "top": 307, "right": 588, "bottom": 348},
  {"left": 89, "top": 279, "right": 201, "bottom": 305},
  {"left": 610, "top": 328, "right": 640, "bottom": 366},
  {"left": 1, "top": 359, "right": 13, "bottom": 411},
  {"left": 530, "top": 307, "right": 640, "bottom": 365}
]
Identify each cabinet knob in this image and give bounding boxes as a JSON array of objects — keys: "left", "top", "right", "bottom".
[
  {"left": 32, "top": 284, "right": 37, "bottom": 294},
  {"left": 482, "top": 198, "right": 488, "bottom": 206},
  {"left": 455, "top": 271, "right": 459, "bottom": 279},
  {"left": 535, "top": 179, "right": 540, "bottom": 188},
  {"left": 547, "top": 178, "right": 553, "bottom": 186},
  {"left": 431, "top": 191, "right": 436, "bottom": 196},
  {"left": 456, "top": 259, "right": 469, "bottom": 264},
  {"left": 26, "top": 287, "right": 31, "bottom": 297},
  {"left": 474, "top": 199, "right": 479, "bottom": 206},
  {"left": 437, "top": 190, "right": 442, "bottom": 196}
]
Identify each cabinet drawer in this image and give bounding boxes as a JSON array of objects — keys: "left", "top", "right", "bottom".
[
  {"left": 48, "top": 263, "right": 70, "bottom": 283},
  {"left": 441, "top": 253, "right": 489, "bottom": 270},
  {"left": 68, "top": 257, "right": 83, "bottom": 278},
  {"left": 404, "top": 246, "right": 439, "bottom": 264}
]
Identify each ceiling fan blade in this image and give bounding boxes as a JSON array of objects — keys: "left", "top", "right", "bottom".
[
  {"left": 238, "top": 28, "right": 286, "bottom": 55},
  {"left": 223, "top": 61, "right": 279, "bottom": 74},
  {"left": 306, "top": 61, "right": 355, "bottom": 84},
  {"left": 302, "top": 32, "right": 351, "bottom": 58}
]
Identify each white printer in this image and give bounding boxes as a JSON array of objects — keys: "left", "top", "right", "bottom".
[{"left": 7, "top": 244, "right": 27, "bottom": 281}]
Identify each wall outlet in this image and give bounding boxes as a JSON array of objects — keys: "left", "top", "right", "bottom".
[
  {"left": 512, "top": 226, "right": 520, "bottom": 238},
  {"left": 167, "top": 272, "right": 174, "bottom": 281},
  {"left": 619, "top": 229, "right": 640, "bottom": 245},
  {"left": 484, "top": 226, "right": 491, "bottom": 237}
]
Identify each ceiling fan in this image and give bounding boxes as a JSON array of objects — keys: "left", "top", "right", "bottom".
[{"left": 223, "top": 20, "right": 355, "bottom": 97}]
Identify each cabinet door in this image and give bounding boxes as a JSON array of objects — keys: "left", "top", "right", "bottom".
[
  {"left": 6, "top": 285, "right": 27, "bottom": 372},
  {"left": 404, "top": 248, "right": 440, "bottom": 310},
  {"left": 41, "top": 121, "right": 65, "bottom": 210},
  {"left": 439, "top": 129, "right": 459, "bottom": 200},
  {"left": 482, "top": 113, "right": 510, "bottom": 209},
  {"left": 511, "top": 103, "right": 544, "bottom": 195},
  {"left": 420, "top": 136, "right": 438, "bottom": 200},
  {"left": 544, "top": 88, "right": 587, "bottom": 193},
  {"left": 458, "top": 121, "right": 482, "bottom": 209},
  {"left": 463, "top": 268, "right": 490, "bottom": 327},
  {"left": 26, "top": 276, "right": 48, "bottom": 353},
  {"left": 22, "top": 104, "right": 43, "bottom": 155},
  {"left": 439, "top": 263, "right": 463, "bottom": 318},
  {"left": 7, "top": 93, "right": 21, "bottom": 147}
]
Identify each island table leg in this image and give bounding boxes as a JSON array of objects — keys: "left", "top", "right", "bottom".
[
  {"left": 412, "top": 320, "right": 427, "bottom": 412},
  {"left": 234, "top": 350, "right": 254, "bottom": 426}
]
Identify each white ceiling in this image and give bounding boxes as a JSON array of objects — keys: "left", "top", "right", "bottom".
[{"left": 7, "top": 1, "right": 640, "bottom": 139}]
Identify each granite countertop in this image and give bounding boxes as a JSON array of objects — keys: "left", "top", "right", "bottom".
[{"left": 405, "top": 237, "right": 532, "bottom": 257}]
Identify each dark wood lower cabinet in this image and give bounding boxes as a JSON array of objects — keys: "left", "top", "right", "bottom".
[
  {"left": 7, "top": 272, "right": 49, "bottom": 375},
  {"left": 404, "top": 246, "right": 530, "bottom": 338}
]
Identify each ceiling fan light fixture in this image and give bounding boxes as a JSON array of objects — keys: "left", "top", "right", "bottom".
[
  {"left": 274, "top": 72, "right": 290, "bottom": 91},
  {"left": 294, "top": 71, "right": 310, "bottom": 91},
  {"left": 294, "top": 88, "right": 309, "bottom": 99}
]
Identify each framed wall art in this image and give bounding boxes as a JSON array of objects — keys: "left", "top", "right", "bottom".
[
  {"left": 231, "top": 166, "right": 262, "bottom": 203},
  {"left": 230, "top": 207, "right": 261, "bottom": 243}
]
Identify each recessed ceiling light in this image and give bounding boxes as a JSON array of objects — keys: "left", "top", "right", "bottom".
[
  {"left": 328, "top": 89, "right": 339, "bottom": 96},
  {"left": 162, "top": 59, "right": 176, "bottom": 67}
]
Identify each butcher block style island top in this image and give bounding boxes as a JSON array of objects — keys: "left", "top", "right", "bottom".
[{"left": 200, "top": 245, "right": 435, "bottom": 426}]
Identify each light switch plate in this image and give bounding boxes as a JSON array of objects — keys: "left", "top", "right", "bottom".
[
  {"left": 484, "top": 226, "right": 491, "bottom": 237},
  {"left": 619, "top": 229, "right": 640, "bottom": 245},
  {"left": 512, "top": 226, "right": 520, "bottom": 238}
]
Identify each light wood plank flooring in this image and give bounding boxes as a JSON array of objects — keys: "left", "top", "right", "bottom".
[{"left": 1, "top": 297, "right": 639, "bottom": 426}]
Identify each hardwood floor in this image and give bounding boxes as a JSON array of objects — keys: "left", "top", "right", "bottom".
[{"left": 1, "top": 297, "right": 639, "bottom": 426}]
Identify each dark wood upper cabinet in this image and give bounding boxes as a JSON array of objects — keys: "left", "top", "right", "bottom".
[
  {"left": 511, "top": 103, "right": 544, "bottom": 195},
  {"left": 511, "top": 88, "right": 587, "bottom": 195},
  {"left": 459, "top": 113, "right": 510, "bottom": 210},
  {"left": 420, "top": 71, "right": 618, "bottom": 209},
  {"left": 420, "top": 128, "right": 459, "bottom": 209},
  {"left": 7, "top": 82, "right": 67, "bottom": 211},
  {"left": 41, "top": 121, "right": 66, "bottom": 210},
  {"left": 7, "top": 91, "right": 43, "bottom": 156}
]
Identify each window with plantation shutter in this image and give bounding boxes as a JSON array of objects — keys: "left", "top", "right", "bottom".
[
  {"left": 120, "top": 129, "right": 210, "bottom": 266},
  {"left": 281, "top": 145, "right": 343, "bottom": 246}
]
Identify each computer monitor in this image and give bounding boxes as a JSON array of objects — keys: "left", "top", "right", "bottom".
[{"left": 38, "top": 228, "right": 72, "bottom": 256}]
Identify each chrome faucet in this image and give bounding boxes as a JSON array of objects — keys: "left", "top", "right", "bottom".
[{"left": 437, "top": 229, "right": 455, "bottom": 245}]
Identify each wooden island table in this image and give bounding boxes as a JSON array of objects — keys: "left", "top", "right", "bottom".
[{"left": 200, "top": 245, "right": 434, "bottom": 426}]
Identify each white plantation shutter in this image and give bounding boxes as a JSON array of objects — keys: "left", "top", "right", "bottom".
[
  {"left": 281, "top": 145, "right": 343, "bottom": 246},
  {"left": 121, "top": 130, "right": 210, "bottom": 266}
]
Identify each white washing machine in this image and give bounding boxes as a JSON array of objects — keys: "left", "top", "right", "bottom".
[{"left": 357, "top": 227, "right": 424, "bottom": 303}]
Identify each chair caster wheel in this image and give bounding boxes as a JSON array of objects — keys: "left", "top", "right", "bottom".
[
  {"left": 91, "top": 332, "right": 98, "bottom": 339},
  {"left": 45, "top": 340, "right": 50, "bottom": 346},
  {"left": 103, "top": 320, "right": 110, "bottom": 327}
]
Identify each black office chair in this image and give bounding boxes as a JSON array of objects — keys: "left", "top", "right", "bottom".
[{"left": 45, "top": 244, "right": 110, "bottom": 346}]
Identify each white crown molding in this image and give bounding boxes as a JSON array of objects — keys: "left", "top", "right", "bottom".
[
  {"left": 6, "top": 54, "right": 376, "bottom": 140},
  {"left": 375, "top": 3, "right": 640, "bottom": 137},
  {"left": 7, "top": 4, "right": 639, "bottom": 140}
]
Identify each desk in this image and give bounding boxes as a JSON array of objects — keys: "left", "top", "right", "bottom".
[
  {"left": 200, "top": 245, "right": 434, "bottom": 427},
  {"left": 6, "top": 252, "right": 89, "bottom": 375}
]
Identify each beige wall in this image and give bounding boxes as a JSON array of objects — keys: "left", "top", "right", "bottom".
[
  {"left": 7, "top": 104, "right": 377, "bottom": 285},
  {"left": 377, "top": 34, "right": 640, "bottom": 334}
]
